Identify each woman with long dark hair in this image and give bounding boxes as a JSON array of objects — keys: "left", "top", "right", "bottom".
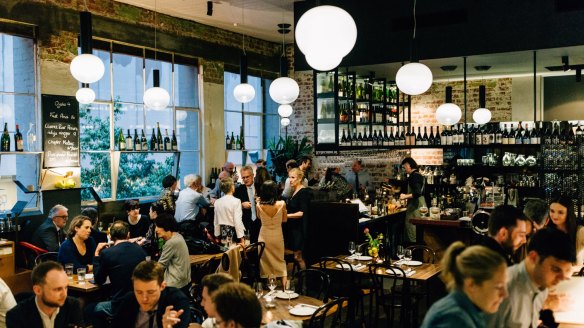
[{"left": 546, "top": 195, "right": 584, "bottom": 264}]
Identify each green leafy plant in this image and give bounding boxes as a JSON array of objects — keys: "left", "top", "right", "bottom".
[
  {"left": 267, "top": 136, "right": 313, "bottom": 182},
  {"left": 364, "top": 228, "right": 383, "bottom": 257}
]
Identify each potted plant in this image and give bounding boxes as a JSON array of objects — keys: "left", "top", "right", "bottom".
[
  {"left": 364, "top": 227, "right": 384, "bottom": 261},
  {"left": 267, "top": 136, "right": 313, "bottom": 182}
]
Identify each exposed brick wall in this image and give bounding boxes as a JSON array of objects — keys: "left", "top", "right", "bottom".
[
  {"left": 39, "top": 31, "right": 78, "bottom": 63},
  {"left": 201, "top": 59, "right": 224, "bottom": 85}
]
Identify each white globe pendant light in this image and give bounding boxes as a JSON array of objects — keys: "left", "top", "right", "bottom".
[
  {"left": 70, "top": 12, "right": 105, "bottom": 84},
  {"left": 270, "top": 77, "right": 299, "bottom": 105},
  {"left": 280, "top": 117, "right": 290, "bottom": 126},
  {"left": 234, "top": 54, "right": 256, "bottom": 103},
  {"left": 435, "top": 86, "right": 461, "bottom": 126},
  {"left": 295, "top": 5, "right": 357, "bottom": 71},
  {"left": 473, "top": 85, "right": 492, "bottom": 124},
  {"left": 278, "top": 104, "right": 293, "bottom": 118},
  {"left": 76, "top": 86, "right": 96, "bottom": 104},
  {"left": 144, "top": 69, "right": 170, "bottom": 110},
  {"left": 396, "top": 62, "right": 433, "bottom": 96}
]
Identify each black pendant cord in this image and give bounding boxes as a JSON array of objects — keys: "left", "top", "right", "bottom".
[
  {"left": 464, "top": 56, "right": 467, "bottom": 124},
  {"left": 533, "top": 51, "right": 537, "bottom": 122},
  {"left": 409, "top": 0, "right": 418, "bottom": 62}
]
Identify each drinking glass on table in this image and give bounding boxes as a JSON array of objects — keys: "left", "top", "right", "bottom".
[
  {"left": 65, "top": 264, "right": 74, "bottom": 280},
  {"left": 419, "top": 206, "right": 429, "bottom": 217},
  {"left": 354, "top": 243, "right": 362, "bottom": 259},
  {"left": 404, "top": 249, "right": 413, "bottom": 273},
  {"left": 254, "top": 282, "right": 264, "bottom": 299},
  {"left": 268, "top": 275, "right": 277, "bottom": 292},
  {"left": 396, "top": 245, "right": 405, "bottom": 265},
  {"left": 285, "top": 280, "right": 296, "bottom": 309},
  {"left": 348, "top": 241, "right": 356, "bottom": 260},
  {"left": 77, "top": 268, "right": 86, "bottom": 284}
]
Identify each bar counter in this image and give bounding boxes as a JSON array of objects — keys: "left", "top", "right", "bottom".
[{"left": 411, "top": 217, "right": 477, "bottom": 261}]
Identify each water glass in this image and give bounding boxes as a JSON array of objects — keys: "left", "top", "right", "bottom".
[
  {"left": 254, "top": 282, "right": 263, "bottom": 299},
  {"left": 65, "top": 264, "right": 74, "bottom": 280},
  {"left": 285, "top": 280, "right": 295, "bottom": 309},
  {"left": 77, "top": 268, "right": 86, "bottom": 284},
  {"left": 396, "top": 245, "right": 405, "bottom": 262},
  {"left": 348, "top": 241, "right": 356, "bottom": 258},
  {"left": 267, "top": 275, "right": 277, "bottom": 292}
]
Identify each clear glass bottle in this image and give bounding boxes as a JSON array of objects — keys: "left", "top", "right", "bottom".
[{"left": 26, "top": 123, "right": 37, "bottom": 152}]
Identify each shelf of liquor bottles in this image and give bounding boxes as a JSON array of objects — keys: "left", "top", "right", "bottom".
[{"left": 313, "top": 68, "right": 406, "bottom": 151}]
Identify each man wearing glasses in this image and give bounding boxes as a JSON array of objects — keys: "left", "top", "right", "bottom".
[
  {"left": 234, "top": 166, "right": 259, "bottom": 243},
  {"left": 31, "top": 204, "right": 68, "bottom": 252}
]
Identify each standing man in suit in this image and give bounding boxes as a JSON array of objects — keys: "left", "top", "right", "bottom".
[
  {"left": 6, "top": 261, "right": 83, "bottom": 328},
  {"left": 31, "top": 204, "right": 68, "bottom": 252},
  {"left": 234, "top": 166, "right": 259, "bottom": 243},
  {"left": 90, "top": 220, "right": 147, "bottom": 328}
]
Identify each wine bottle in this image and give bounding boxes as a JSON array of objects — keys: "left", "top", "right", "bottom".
[
  {"left": 409, "top": 127, "right": 416, "bottom": 146},
  {"left": 515, "top": 122, "right": 523, "bottom": 145},
  {"left": 141, "top": 129, "right": 148, "bottom": 151},
  {"left": 126, "top": 129, "right": 134, "bottom": 151},
  {"left": 346, "top": 128, "right": 353, "bottom": 146},
  {"left": 507, "top": 124, "right": 515, "bottom": 145},
  {"left": 522, "top": 124, "right": 531, "bottom": 145},
  {"left": 1, "top": 123, "right": 10, "bottom": 151},
  {"left": 567, "top": 122, "right": 575, "bottom": 144},
  {"left": 428, "top": 126, "right": 435, "bottom": 146},
  {"left": 551, "top": 122, "right": 560, "bottom": 145},
  {"left": 171, "top": 130, "right": 178, "bottom": 151},
  {"left": 440, "top": 126, "right": 447, "bottom": 145},
  {"left": 434, "top": 126, "right": 441, "bottom": 146},
  {"left": 576, "top": 122, "right": 584, "bottom": 141},
  {"left": 495, "top": 124, "right": 503, "bottom": 144},
  {"left": 26, "top": 123, "right": 36, "bottom": 152},
  {"left": 383, "top": 127, "right": 389, "bottom": 146},
  {"left": 468, "top": 124, "right": 475, "bottom": 146},
  {"left": 230, "top": 132, "right": 236, "bottom": 150},
  {"left": 150, "top": 128, "right": 157, "bottom": 150},
  {"left": 340, "top": 129, "right": 347, "bottom": 147},
  {"left": 134, "top": 129, "right": 141, "bottom": 151},
  {"left": 210, "top": 168, "right": 216, "bottom": 185},
  {"left": 352, "top": 129, "right": 358, "bottom": 147},
  {"left": 446, "top": 127, "right": 453, "bottom": 146},
  {"left": 535, "top": 122, "right": 542, "bottom": 145},
  {"left": 164, "top": 129, "right": 171, "bottom": 151},
  {"left": 236, "top": 135, "right": 241, "bottom": 150},
  {"left": 399, "top": 127, "right": 406, "bottom": 146},
  {"left": 452, "top": 124, "right": 459, "bottom": 145},
  {"left": 225, "top": 132, "right": 231, "bottom": 149},
  {"left": 14, "top": 124, "right": 23, "bottom": 152},
  {"left": 421, "top": 126, "right": 428, "bottom": 146},
  {"left": 387, "top": 127, "right": 394, "bottom": 146},
  {"left": 156, "top": 122, "right": 163, "bottom": 150},
  {"left": 488, "top": 124, "right": 495, "bottom": 145},
  {"left": 118, "top": 129, "right": 126, "bottom": 151}
]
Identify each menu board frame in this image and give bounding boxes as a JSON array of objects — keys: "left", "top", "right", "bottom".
[{"left": 41, "top": 94, "right": 80, "bottom": 168}]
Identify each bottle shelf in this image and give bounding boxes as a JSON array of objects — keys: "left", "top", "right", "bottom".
[
  {"left": 0, "top": 151, "right": 43, "bottom": 155},
  {"left": 115, "top": 150, "right": 180, "bottom": 153},
  {"left": 316, "top": 92, "right": 335, "bottom": 99}
]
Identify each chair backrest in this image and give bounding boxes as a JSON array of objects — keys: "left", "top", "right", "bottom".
[
  {"left": 34, "top": 252, "right": 58, "bottom": 266},
  {"left": 307, "top": 296, "right": 349, "bottom": 328},
  {"left": 19, "top": 241, "right": 48, "bottom": 269},
  {"left": 578, "top": 266, "right": 584, "bottom": 277},
  {"left": 240, "top": 242, "right": 265, "bottom": 284},
  {"left": 318, "top": 257, "right": 356, "bottom": 298},
  {"left": 293, "top": 269, "right": 330, "bottom": 301},
  {"left": 368, "top": 263, "right": 410, "bottom": 304},
  {"left": 405, "top": 245, "right": 436, "bottom": 264}
]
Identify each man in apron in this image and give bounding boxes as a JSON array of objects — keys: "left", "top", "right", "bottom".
[{"left": 400, "top": 157, "right": 426, "bottom": 243}]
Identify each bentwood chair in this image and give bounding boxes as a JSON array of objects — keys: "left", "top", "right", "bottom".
[
  {"left": 240, "top": 242, "right": 265, "bottom": 285},
  {"left": 19, "top": 242, "right": 48, "bottom": 269},
  {"left": 34, "top": 252, "right": 58, "bottom": 266},
  {"left": 307, "top": 296, "right": 349, "bottom": 328},
  {"left": 368, "top": 263, "right": 416, "bottom": 327},
  {"left": 294, "top": 269, "right": 331, "bottom": 302},
  {"left": 405, "top": 245, "right": 436, "bottom": 264}
]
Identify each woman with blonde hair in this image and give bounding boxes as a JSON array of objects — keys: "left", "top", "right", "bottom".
[
  {"left": 421, "top": 242, "right": 508, "bottom": 328},
  {"left": 285, "top": 168, "right": 312, "bottom": 270}
]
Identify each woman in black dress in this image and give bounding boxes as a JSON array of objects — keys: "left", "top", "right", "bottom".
[{"left": 286, "top": 167, "right": 312, "bottom": 270}]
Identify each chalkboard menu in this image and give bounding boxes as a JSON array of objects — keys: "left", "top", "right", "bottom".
[{"left": 42, "top": 94, "right": 80, "bottom": 168}]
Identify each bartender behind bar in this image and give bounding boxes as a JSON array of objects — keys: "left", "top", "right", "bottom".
[{"left": 400, "top": 157, "right": 426, "bottom": 243}]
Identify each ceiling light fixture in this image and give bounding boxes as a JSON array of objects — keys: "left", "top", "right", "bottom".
[
  {"left": 295, "top": 5, "right": 357, "bottom": 71},
  {"left": 473, "top": 85, "right": 491, "bottom": 124},
  {"left": 144, "top": 0, "right": 170, "bottom": 110},
  {"left": 269, "top": 24, "right": 299, "bottom": 106},
  {"left": 75, "top": 84, "right": 96, "bottom": 104},
  {"left": 435, "top": 86, "right": 461, "bottom": 126},
  {"left": 280, "top": 117, "right": 290, "bottom": 126},
  {"left": 70, "top": 11, "right": 105, "bottom": 85},
  {"left": 396, "top": 0, "right": 432, "bottom": 95},
  {"left": 233, "top": 3, "right": 255, "bottom": 103}
]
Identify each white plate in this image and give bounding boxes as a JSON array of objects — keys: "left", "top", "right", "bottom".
[
  {"left": 404, "top": 260, "right": 423, "bottom": 266},
  {"left": 289, "top": 305, "right": 317, "bottom": 316},
  {"left": 85, "top": 273, "right": 94, "bottom": 279},
  {"left": 275, "top": 291, "right": 299, "bottom": 299},
  {"left": 354, "top": 255, "right": 372, "bottom": 261}
]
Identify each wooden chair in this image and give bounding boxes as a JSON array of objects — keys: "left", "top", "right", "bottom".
[
  {"left": 19, "top": 242, "right": 48, "bottom": 269},
  {"left": 34, "top": 252, "right": 58, "bottom": 266},
  {"left": 240, "top": 242, "right": 265, "bottom": 285},
  {"left": 405, "top": 245, "right": 436, "bottom": 264},
  {"left": 368, "top": 263, "right": 416, "bottom": 327},
  {"left": 293, "top": 269, "right": 330, "bottom": 302},
  {"left": 307, "top": 296, "right": 349, "bottom": 328}
]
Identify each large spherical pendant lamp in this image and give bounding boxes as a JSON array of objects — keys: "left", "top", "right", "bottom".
[
  {"left": 277, "top": 104, "right": 293, "bottom": 118},
  {"left": 269, "top": 77, "right": 299, "bottom": 104},
  {"left": 472, "top": 85, "right": 492, "bottom": 124},
  {"left": 70, "top": 53, "right": 105, "bottom": 84},
  {"left": 144, "top": 69, "right": 170, "bottom": 110},
  {"left": 280, "top": 117, "right": 290, "bottom": 126},
  {"left": 233, "top": 83, "right": 256, "bottom": 103},
  {"left": 435, "top": 86, "right": 461, "bottom": 126},
  {"left": 70, "top": 12, "right": 105, "bottom": 84},
  {"left": 396, "top": 62, "right": 433, "bottom": 96},
  {"left": 295, "top": 5, "right": 357, "bottom": 71},
  {"left": 76, "top": 86, "right": 96, "bottom": 104},
  {"left": 305, "top": 53, "right": 343, "bottom": 72}
]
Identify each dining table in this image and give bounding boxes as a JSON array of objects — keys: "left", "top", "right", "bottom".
[
  {"left": 68, "top": 274, "right": 100, "bottom": 293},
  {"left": 260, "top": 291, "right": 325, "bottom": 325}
]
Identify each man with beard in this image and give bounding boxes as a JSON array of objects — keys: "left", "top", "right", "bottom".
[
  {"left": 488, "top": 228, "right": 575, "bottom": 328},
  {"left": 7, "top": 261, "right": 83, "bottom": 328},
  {"left": 478, "top": 204, "right": 528, "bottom": 266}
]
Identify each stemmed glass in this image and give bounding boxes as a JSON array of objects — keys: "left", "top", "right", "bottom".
[
  {"left": 419, "top": 206, "right": 429, "bottom": 217},
  {"left": 267, "top": 275, "right": 277, "bottom": 293},
  {"left": 285, "top": 280, "right": 296, "bottom": 309},
  {"left": 254, "top": 281, "right": 263, "bottom": 299},
  {"left": 403, "top": 249, "right": 413, "bottom": 273},
  {"left": 348, "top": 241, "right": 356, "bottom": 261},
  {"left": 396, "top": 245, "right": 404, "bottom": 264},
  {"left": 354, "top": 243, "right": 362, "bottom": 260}
]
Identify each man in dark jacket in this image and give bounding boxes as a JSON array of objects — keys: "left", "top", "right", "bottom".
[
  {"left": 233, "top": 165, "right": 260, "bottom": 243},
  {"left": 7, "top": 261, "right": 83, "bottom": 328},
  {"left": 112, "top": 261, "right": 190, "bottom": 328},
  {"left": 31, "top": 204, "right": 68, "bottom": 252},
  {"left": 90, "top": 220, "right": 147, "bottom": 328},
  {"left": 478, "top": 204, "right": 528, "bottom": 266}
]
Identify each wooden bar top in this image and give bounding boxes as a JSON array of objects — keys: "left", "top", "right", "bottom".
[
  {"left": 411, "top": 217, "right": 470, "bottom": 228},
  {"left": 358, "top": 208, "right": 407, "bottom": 226}
]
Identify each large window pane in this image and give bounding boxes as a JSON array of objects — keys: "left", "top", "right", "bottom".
[
  {"left": 117, "top": 153, "right": 175, "bottom": 199},
  {"left": 0, "top": 34, "right": 35, "bottom": 94},
  {"left": 146, "top": 59, "right": 172, "bottom": 106},
  {"left": 264, "top": 114, "right": 280, "bottom": 146},
  {"left": 145, "top": 107, "right": 172, "bottom": 137},
  {"left": 244, "top": 115, "right": 261, "bottom": 150},
  {"left": 81, "top": 152, "right": 112, "bottom": 201},
  {"left": 80, "top": 103, "right": 110, "bottom": 151},
  {"left": 174, "top": 64, "right": 198, "bottom": 108},
  {"left": 90, "top": 49, "right": 111, "bottom": 101},
  {"left": 178, "top": 151, "right": 199, "bottom": 184},
  {"left": 0, "top": 94, "right": 36, "bottom": 145},
  {"left": 114, "top": 103, "right": 145, "bottom": 138},
  {"left": 176, "top": 109, "right": 198, "bottom": 151},
  {"left": 224, "top": 72, "right": 242, "bottom": 112},
  {"left": 224, "top": 111, "right": 243, "bottom": 142},
  {"left": 113, "top": 53, "right": 143, "bottom": 103},
  {"left": 245, "top": 76, "right": 262, "bottom": 113}
]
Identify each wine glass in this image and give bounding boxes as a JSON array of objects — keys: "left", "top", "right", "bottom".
[
  {"left": 267, "top": 275, "right": 277, "bottom": 295},
  {"left": 354, "top": 243, "right": 362, "bottom": 260},
  {"left": 419, "top": 206, "right": 429, "bottom": 217},
  {"left": 348, "top": 241, "right": 356, "bottom": 260},
  {"left": 254, "top": 281, "right": 263, "bottom": 299},
  {"left": 404, "top": 249, "right": 413, "bottom": 273},
  {"left": 285, "top": 279, "right": 296, "bottom": 309},
  {"left": 396, "top": 245, "right": 404, "bottom": 264}
]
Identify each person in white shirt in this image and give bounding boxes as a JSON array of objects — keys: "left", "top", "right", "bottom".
[
  {"left": 174, "top": 174, "right": 210, "bottom": 222},
  {"left": 0, "top": 278, "right": 16, "bottom": 328},
  {"left": 213, "top": 178, "right": 245, "bottom": 247},
  {"left": 344, "top": 159, "right": 372, "bottom": 196}
]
